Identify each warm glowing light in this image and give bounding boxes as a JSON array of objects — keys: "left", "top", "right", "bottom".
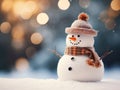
[
  {"left": 111, "top": 0, "right": 120, "bottom": 11},
  {"left": 0, "top": 22, "right": 11, "bottom": 34},
  {"left": 37, "top": 13, "right": 49, "bottom": 25},
  {"left": 12, "top": 25, "right": 25, "bottom": 40},
  {"left": 15, "top": 58, "right": 29, "bottom": 72},
  {"left": 13, "top": 1, "right": 25, "bottom": 16},
  {"left": 1, "top": 0, "right": 13, "bottom": 12},
  {"left": 107, "top": 8, "right": 119, "bottom": 18},
  {"left": 11, "top": 25, "right": 25, "bottom": 49},
  {"left": 79, "top": 0, "right": 90, "bottom": 8},
  {"left": 30, "top": 32, "right": 43, "bottom": 45},
  {"left": 13, "top": 1, "right": 37, "bottom": 19},
  {"left": 58, "top": 0, "right": 70, "bottom": 10},
  {"left": 20, "top": 1, "right": 37, "bottom": 20},
  {"left": 25, "top": 47, "right": 36, "bottom": 58},
  {"left": 25, "top": 1, "right": 37, "bottom": 13}
]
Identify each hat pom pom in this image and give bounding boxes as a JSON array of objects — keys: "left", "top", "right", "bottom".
[{"left": 78, "top": 12, "right": 89, "bottom": 21}]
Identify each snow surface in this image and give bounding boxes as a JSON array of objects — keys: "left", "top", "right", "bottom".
[{"left": 0, "top": 78, "right": 120, "bottom": 90}]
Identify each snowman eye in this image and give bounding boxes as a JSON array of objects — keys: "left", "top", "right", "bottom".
[
  {"left": 68, "top": 67, "right": 72, "bottom": 71},
  {"left": 72, "top": 35, "right": 74, "bottom": 37},
  {"left": 77, "top": 35, "right": 80, "bottom": 37},
  {"left": 71, "top": 57, "right": 74, "bottom": 60}
]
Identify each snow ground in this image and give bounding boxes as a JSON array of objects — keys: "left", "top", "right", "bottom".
[
  {"left": 0, "top": 78, "right": 120, "bottom": 90},
  {"left": 0, "top": 68, "right": 120, "bottom": 90}
]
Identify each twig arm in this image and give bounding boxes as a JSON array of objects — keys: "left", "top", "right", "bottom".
[
  {"left": 48, "top": 49, "right": 62, "bottom": 58},
  {"left": 99, "top": 50, "right": 113, "bottom": 60}
]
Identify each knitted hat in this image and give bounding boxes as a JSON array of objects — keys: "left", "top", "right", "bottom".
[{"left": 65, "top": 12, "right": 98, "bottom": 37}]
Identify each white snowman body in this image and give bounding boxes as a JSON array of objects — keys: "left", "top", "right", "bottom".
[
  {"left": 57, "top": 55, "right": 104, "bottom": 81},
  {"left": 57, "top": 33, "right": 104, "bottom": 81}
]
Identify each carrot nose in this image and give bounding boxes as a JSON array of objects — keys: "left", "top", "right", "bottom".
[{"left": 69, "top": 37, "right": 76, "bottom": 42}]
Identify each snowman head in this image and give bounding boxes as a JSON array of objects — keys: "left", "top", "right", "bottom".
[
  {"left": 66, "top": 34, "right": 94, "bottom": 47},
  {"left": 65, "top": 12, "right": 97, "bottom": 47}
]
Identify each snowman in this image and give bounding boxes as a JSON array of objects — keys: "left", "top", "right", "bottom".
[{"left": 57, "top": 12, "right": 104, "bottom": 82}]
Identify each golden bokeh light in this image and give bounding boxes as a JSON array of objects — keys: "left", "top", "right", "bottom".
[
  {"left": 30, "top": 32, "right": 43, "bottom": 45},
  {"left": 1, "top": 0, "right": 13, "bottom": 12},
  {"left": 107, "top": 8, "right": 120, "bottom": 18},
  {"left": 11, "top": 25, "right": 25, "bottom": 49},
  {"left": 25, "top": 1, "right": 37, "bottom": 13},
  {"left": 15, "top": 57, "right": 29, "bottom": 72},
  {"left": 58, "top": 0, "right": 70, "bottom": 10},
  {"left": 36, "top": 13, "right": 49, "bottom": 25},
  {"left": 13, "top": 1, "right": 25, "bottom": 16},
  {"left": 111, "top": 0, "right": 120, "bottom": 11},
  {"left": 20, "top": 1, "right": 37, "bottom": 20},
  {"left": 0, "top": 22, "right": 11, "bottom": 34},
  {"left": 12, "top": 25, "right": 25, "bottom": 40},
  {"left": 13, "top": 1, "right": 38, "bottom": 20}
]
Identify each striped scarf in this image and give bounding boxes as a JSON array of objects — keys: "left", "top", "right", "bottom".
[{"left": 64, "top": 46, "right": 96, "bottom": 61}]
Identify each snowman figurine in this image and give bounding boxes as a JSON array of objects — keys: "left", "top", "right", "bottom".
[{"left": 57, "top": 12, "right": 104, "bottom": 82}]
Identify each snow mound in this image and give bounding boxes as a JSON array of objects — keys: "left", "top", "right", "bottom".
[{"left": 0, "top": 78, "right": 120, "bottom": 90}]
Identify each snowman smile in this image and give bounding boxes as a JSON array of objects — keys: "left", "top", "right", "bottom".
[
  {"left": 70, "top": 40, "right": 81, "bottom": 45},
  {"left": 68, "top": 34, "right": 81, "bottom": 46}
]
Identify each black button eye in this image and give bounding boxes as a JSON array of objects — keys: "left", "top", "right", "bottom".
[
  {"left": 77, "top": 35, "right": 80, "bottom": 37},
  {"left": 72, "top": 35, "right": 74, "bottom": 37},
  {"left": 71, "top": 57, "right": 74, "bottom": 60},
  {"left": 68, "top": 67, "right": 72, "bottom": 71}
]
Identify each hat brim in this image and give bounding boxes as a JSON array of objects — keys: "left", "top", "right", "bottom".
[{"left": 65, "top": 27, "right": 98, "bottom": 37}]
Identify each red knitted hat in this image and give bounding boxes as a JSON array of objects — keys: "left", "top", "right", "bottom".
[{"left": 65, "top": 12, "right": 98, "bottom": 37}]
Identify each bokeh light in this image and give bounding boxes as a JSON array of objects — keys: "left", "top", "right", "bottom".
[
  {"left": 30, "top": 32, "right": 43, "bottom": 45},
  {"left": 79, "top": 0, "right": 90, "bottom": 8},
  {"left": 12, "top": 25, "right": 25, "bottom": 40},
  {"left": 11, "top": 25, "right": 25, "bottom": 49},
  {"left": 24, "top": 1, "right": 37, "bottom": 13},
  {"left": 25, "top": 46, "right": 36, "bottom": 58},
  {"left": 1, "top": 0, "right": 13, "bottom": 12},
  {"left": 20, "top": 1, "right": 37, "bottom": 20},
  {"left": 13, "top": 1, "right": 37, "bottom": 20},
  {"left": 111, "top": 0, "right": 120, "bottom": 11},
  {"left": 105, "top": 19, "right": 116, "bottom": 30},
  {"left": 13, "top": 1, "right": 25, "bottom": 16},
  {"left": 107, "top": 8, "right": 119, "bottom": 18},
  {"left": 15, "top": 58, "right": 29, "bottom": 72},
  {"left": 58, "top": 0, "right": 70, "bottom": 10},
  {"left": 37, "top": 13, "right": 49, "bottom": 25},
  {"left": 99, "top": 7, "right": 119, "bottom": 30},
  {"left": 0, "top": 21, "right": 11, "bottom": 34}
]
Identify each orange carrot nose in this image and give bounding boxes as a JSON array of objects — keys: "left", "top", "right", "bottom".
[{"left": 69, "top": 37, "right": 76, "bottom": 42}]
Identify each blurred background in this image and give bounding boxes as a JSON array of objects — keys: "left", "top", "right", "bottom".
[{"left": 0, "top": 0, "right": 120, "bottom": 79}]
